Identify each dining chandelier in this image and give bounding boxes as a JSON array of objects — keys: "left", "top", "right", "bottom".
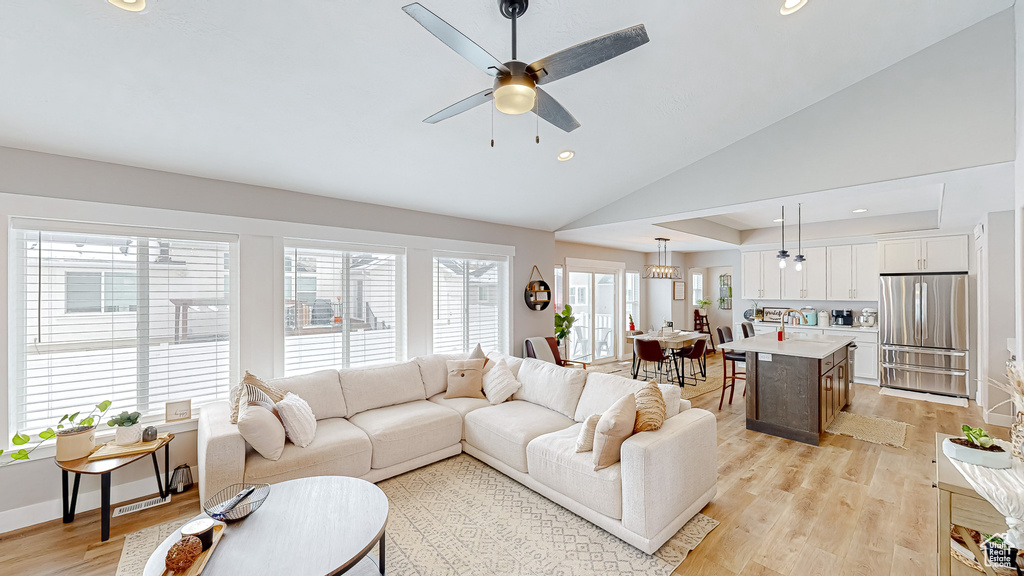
[{"left": 643, "top": 238, "right": 680, "bottom": 279}]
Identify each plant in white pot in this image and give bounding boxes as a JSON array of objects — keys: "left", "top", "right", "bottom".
[
  {"left": 108, "top": 411, "right": 143, "bottom": 446},
  {"left": 696, "top": 298, "right": 712, "bottom": 316},
  {"left": 2, "top": 400, "right": 111, "bottom": 464}
]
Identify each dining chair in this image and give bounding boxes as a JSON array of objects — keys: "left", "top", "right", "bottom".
[
  {"left": 716, "top": 326, "right": 746, "bottom": 410},
  {"left": 633, "top": 338, "right": 680, "bottom": 384},
  {"left": 524, "top": 336, "right": 588, "bottom": 369},
  {"left": 572, "top": 325, "right": 591, "bottom": 360},
  {"left": 673, "top": 337, "right": 707, "bottom": 386},
  {"left": 741, "top": 321, "right": 755, "bottom": 339}
]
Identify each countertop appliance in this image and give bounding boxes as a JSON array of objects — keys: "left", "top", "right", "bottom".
[
  {"left": 817, "top": 310, "right": 829, "bottom": 326},
  {"left": 801, "top": 307, "right": 817, "bottom": 325},
  {"left": 859, "top": 308, "right": 877, "bottom": 327},
  {"left": 879, "top": 273, "right": 968, "bottom": 397},
  {"left": 831, "top": 309, "right": 854, "bottom": 326}
]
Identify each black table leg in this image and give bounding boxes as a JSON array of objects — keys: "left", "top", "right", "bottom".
[
  {"left": 62, "top": 470, "right": 81, "bottom": 523},
  {"left": 151, "top": 445, "right": 171, "bottom": 498},
  {"left": 101, "top": 472, "right": 111, "bottom": 541},
  {"left": 379, "top": 530, "right": 386, "bottom": 575}
]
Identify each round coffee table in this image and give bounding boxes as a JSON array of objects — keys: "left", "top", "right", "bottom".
[{"left": 143, "top": 476, "right": 388, "bottom": 575}]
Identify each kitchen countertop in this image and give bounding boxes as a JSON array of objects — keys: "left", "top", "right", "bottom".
[
  {"left": 721, "top": 332, "right": 858, "bottom": 359},
  {"left": 753, "top": 321, "right": 878, "bottom": 333}
]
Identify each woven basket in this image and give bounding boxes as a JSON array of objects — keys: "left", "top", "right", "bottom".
[{"left": 1011, "top": 410, "right": 1024, "bottom": 463}]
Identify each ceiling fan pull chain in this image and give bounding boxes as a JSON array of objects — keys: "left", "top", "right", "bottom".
[
  {"left": 491, "top": 102, "right": 495, "bottom": 148},
  {"left": 535, "top": 97, "right": 540, "bottom": 144}
]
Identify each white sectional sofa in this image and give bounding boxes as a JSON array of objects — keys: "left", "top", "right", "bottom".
[{"left": 198, "top": 352, "right": 717, "bottom": 554}]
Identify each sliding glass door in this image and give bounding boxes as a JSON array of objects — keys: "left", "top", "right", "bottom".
[{"left": 567, "top": 269, "right": 619, "bottom": 363}]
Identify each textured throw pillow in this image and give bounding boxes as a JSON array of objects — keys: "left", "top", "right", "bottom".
[
  {"left": 237, "top": 389, "right": 286, "bottom": 461},
  {"left": 275, "top": 393, "right": 317, "bottom": 448},
  {"left": 575, "top": 413, "right": 601, "bottom": 453},
  {"left": 229, "top": 371, "right": 286, "bottom": 424},
  {"left": 593, "top": 394, "right": 636, "bottom": 471},
  {"left": 634, "top": 380, "right": 667, "bottom": 433},
  {"left": 445, "top": 359, "right": 486, "bottom": 399},
  {"left": 481, "top": 358, "right": 520, "bottom": 404}
]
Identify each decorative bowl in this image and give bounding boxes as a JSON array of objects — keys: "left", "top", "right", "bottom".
[{"left": 202, "top": 483, "right": 271, "bottom": 522}]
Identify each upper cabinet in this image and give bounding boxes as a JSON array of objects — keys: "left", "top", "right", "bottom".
[
  {"left": 825, "top": 244, "right": 878, "bottom": 301},
  {"left": 877, "top": 235, "right": 969, "bottom": 274},
  {"left": 741, "top": 250, "right": 782, "bottom": 300},
  {"left": 782, "top": 246, "right": 826, "bottom": 300}
]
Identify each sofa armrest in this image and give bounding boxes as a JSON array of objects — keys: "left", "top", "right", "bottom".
[
  {"left": 197, "top": 401, "right": 246, "bottom": 502},
  {"left": 620, "top": 407, "right": 717, "bottom": 538}
]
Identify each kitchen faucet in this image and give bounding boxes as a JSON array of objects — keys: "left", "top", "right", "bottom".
[{"left": 778, "top": 309, "right": 803, "bottom": 340}]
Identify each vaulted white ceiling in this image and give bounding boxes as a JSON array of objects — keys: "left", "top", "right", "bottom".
[{"left": 0, "top": 1, "right": 1014, "bottom": 231}]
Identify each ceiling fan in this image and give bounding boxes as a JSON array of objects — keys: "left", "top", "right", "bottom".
[{"left": 402, "top": 1, "right": 649, "bottom": 133}]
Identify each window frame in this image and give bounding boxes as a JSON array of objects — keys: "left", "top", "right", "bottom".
[{"left": 430, "top": 250, "right": 512, "bottom": 356}]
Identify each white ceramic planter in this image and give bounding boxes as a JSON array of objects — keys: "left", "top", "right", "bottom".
[
  {"left": 943, "top": 437, "right": 1013, "bottom": 469},
  {"left": 55, "top": 427, "right": 96, "bottom": 462},
  {"left": 114, "top": 423, "right": 143, "bottom": 446}
]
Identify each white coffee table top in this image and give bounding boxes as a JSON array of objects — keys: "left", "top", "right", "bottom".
[{"left": 144, "top": 476, "right": 388, "bottom": 575}]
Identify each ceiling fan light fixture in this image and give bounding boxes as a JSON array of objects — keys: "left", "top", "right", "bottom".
[
  {"left": 780, "top": 0, "right": 807, "bottom": 15},
  {"left": 493, "top": 74, "right": 536, "bottom": 115},
  {"left": 108, "top": 0, "right": 146, "bottom": 12}
]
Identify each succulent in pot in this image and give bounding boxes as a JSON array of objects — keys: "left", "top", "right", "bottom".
[{"left": 108, "top": 411, "right": 144, "bottom": 446}]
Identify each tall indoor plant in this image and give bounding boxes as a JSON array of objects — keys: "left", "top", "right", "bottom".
[{"left": 554, "top": 305, "right": 576, "bottom": 358}]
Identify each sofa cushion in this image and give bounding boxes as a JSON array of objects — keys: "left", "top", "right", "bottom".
[
  {"left": 464, "top": 400, "right": 577, "bottom": 473},
  {"left": 527, "top": 424, "right": 623, "bottom": 519},
  {"left": 414, "top": 353, "right": 467, "bottom": 398},
  {"left": 485, "top": 352, "right": 523, "bottom": 377},
  {"left": 593, "top": 394, "right": 636, "bottom": 471},
  {"left": 428, "top": 393, "right": 490, "bottom": 439},
  {"left": 513, "top": 358, "right": 586, "bottom": 419},
  {"left": 340, "top": 360, "right": 425, "bottom": 417},
  {"left": 243, "top": 418, "right": 371, "bottom": 484},
  {"left": 348, "top": 400, "right": 462, "bottom": 469},
  {"left": 269, "top": 370, "right": 346, "bottom": 421},
  {"left": 237, "top": 399, "right": 285, "bottom": 461},
  {"left": 574, "top": 373, "right": 681, "bottom": 422},
  {"left": 481, "top": 358, "right": 520, "bottom": 404}
]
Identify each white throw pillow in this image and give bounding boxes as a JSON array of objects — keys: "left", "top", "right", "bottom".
[
  {"left": 481, "top": 359, "right": 521, "bottom": 405},
  {"left": 275, "top": 393, "right": 317, "bottom": 448},
  {"left": 237, "top": 390, "right": 286, "bottom": 461},
  {"left": 575, "top": 413, "right": 601, "bottom": 453}
]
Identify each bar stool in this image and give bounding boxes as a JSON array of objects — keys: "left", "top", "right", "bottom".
[
  {"left": 741, "top": 321, "right": 755, "bottom": 339},
  {"left": 633, "top": 339, "right": 681, "bottom": 384},
  {"left": 693, "top": 310, "right": 717, "bottom": 352},
  {"left": 716, "top": 326, "right": 746, "bottom": 410}
]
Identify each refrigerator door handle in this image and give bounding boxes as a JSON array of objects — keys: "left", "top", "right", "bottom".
[
  {"left": 881, "top": 362, "right": 967, "bottom": 377},
  {"left": 921, "top": 282, "right": 928, "bottom": 345},
  {"left": 881, "top": 344, "right": 967, "bottom": 356},
  {"left": 913, "top": 282, "right": 921, "bottom": 343}
]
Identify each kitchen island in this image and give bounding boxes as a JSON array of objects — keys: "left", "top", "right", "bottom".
[{"left": 721, "top": 332, "right": 857, "bottom": 445}]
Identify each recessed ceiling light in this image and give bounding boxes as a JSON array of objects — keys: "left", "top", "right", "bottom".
[
  {"left": 773, "top": 218, "right": 784, "bottom": 223},
  {"left": 852, "top": 208, "right": 868, "bottom": 213},
  {"left": 109, "top": 0, "right": 146, "bottom": 11},
  {"left": 780, "top": 0, "right": 807, "bottom": 15},
  {"left": 557, "top": 150, "right": 575, "bottom": 162}
]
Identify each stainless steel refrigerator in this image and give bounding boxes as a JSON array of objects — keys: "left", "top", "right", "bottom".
[{"left": 879, "top": 273, "right": 969, "bottom": 397}]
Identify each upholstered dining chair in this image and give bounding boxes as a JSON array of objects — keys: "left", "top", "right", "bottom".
[
  {"left": 716, "top": 326, "right": 746, "bottom": 410},
  {"left": 673, "top": 337, "right": 707, "bottom": 386},
  {"left": 524, "top": 336, "right": 588, "bottom": 369},
  {"left": 741, "top": 321, "right": 755, "bottom": 339},
  {"left": 633, "top": 338, "right": 680, "bottom": 384}
]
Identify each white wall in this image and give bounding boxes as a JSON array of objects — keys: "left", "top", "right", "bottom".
[
  {"left": 982, "top": 211, "right": 1015, "bottom": 424},
  {"left": 0, "top": 147, "right": 555, "bottom": 532}
]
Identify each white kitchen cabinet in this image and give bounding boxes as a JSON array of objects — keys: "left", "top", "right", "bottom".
[
  {"left": 877, "top": 235, "right": 968, "bottom": 273},
  {"left": 742, "top": 250, "right": 782, "bottom": 300},
  {"left": 783, "top": 246, "right": 827, "bottom": 300},
  {"left": 831, "top": 328, "right": 879, "bottom": 383},
  {"left": 827, "top": 244, "right": 877, "bottom": 301},
  {"left": 921, "top": 235, "right": 969, "bottom": 273},
  {"left": 752, "top": 324, "right": 776, "bottom": 336}
]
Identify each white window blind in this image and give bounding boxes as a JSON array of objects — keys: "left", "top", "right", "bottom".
[
  {"left": 625, "top": 271, "right": 640, "bottom": 328},
  {"left": 284, "top": 243, "right": 403, "bottom": 375},
  {"left": 10, "top": 223, "right": 235, "bottom": 436},
  {"left": 433, "top": 253, "right": 509, "bottom": 354}
]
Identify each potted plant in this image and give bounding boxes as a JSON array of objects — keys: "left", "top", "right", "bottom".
[
  {"left": 627, "top": 314, "right": 635, "bottom": 332},
  {"left": 942, "top": 424, "right": 1011, "bottom": 468},
  {"left": 108, "top": 411, "right": 143, "bottom": 446},
  {"left": 554, "top": 305, "right": 576, "bottom": 358},
  {"left": 696, "top": 298, "right": 712, "bottom": 316},
  {"left": 2, "top": 400, "right": 112, "bottom": 465}
]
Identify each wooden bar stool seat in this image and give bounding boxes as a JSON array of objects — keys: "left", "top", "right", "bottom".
[{"left": 716, "top": 326, "right": 746, "bottom": 410}]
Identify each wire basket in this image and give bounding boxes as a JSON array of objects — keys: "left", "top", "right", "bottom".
[{"left": 203, "top": 483, "right": 271, "bottom": 522}]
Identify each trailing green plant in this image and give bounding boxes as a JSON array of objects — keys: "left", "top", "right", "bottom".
[
  {"left": 554, "top": 305, "right": 576, "bottom": 343},
  {"left": 108, "top": 411, "right": 142, "bottom": 428},
  {"left": 962, "top": 424, "right": 994, "bottom": 448},
  {"left": 1, "top": 400, "right": 111, "bottom": 465}
]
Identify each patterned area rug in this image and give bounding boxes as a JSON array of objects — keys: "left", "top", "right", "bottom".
[
  {"left": 826, "top": 411, "right": 909, "bottom": 448},
  {"left": 118, "top": 456, "right": 718, "bottom": 576}
]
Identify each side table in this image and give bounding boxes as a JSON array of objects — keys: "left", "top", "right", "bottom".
[
  {"left": 55, "top": 432, "right": 175, "bottom": 542},
  {"left": 936, "top": 432, "right": 1009, "bottom": 576}
]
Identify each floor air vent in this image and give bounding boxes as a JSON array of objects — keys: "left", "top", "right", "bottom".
[{"left": 112, "top": 494, "right": 171, "bottom": 518}]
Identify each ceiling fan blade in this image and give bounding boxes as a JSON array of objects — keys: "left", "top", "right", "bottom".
[
  {"left": 534, "top": 88, "right": 580, "bottom": 133},
  {"left": 423, "top": 89, "right": 494, "bottom": 124},
  {"left": 527, "top": 24, "right": 649, "bottom": 85},
  {"left": 402, "top": 3, "right": 510, "bottom": 77}
]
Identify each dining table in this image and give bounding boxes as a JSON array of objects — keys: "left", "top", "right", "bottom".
[{"left": 630, "top": 331, "right": 709, "bottom": 384}]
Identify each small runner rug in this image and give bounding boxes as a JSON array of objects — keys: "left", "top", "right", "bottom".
[{"left": 826, "top": 411, "right": 909, "bottom": 448}]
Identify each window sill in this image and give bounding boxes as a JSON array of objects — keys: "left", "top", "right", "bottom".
[{"left": 2, "top": 417, "right": 199, "bottom": 468}]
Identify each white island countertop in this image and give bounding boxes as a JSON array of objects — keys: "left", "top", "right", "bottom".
[{"left": 721, "top": 332, "right": 857, "bottom": 359}]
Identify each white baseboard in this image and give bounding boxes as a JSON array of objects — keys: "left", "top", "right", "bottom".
[
  {"left": 984, "top": 412, "right": 1014, "bottom": 428},
  {"left": 0, "top": 465, "right": 197, "bottom": 535},
  {"left": 878, "top": 386, "right": 969, "bottom": 407}
]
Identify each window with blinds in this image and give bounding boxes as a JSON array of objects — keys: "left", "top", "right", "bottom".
[
  {"left": 283, "top": 243, "right": 403, "bottom": 375},
  {"left": 433, "top": 253, "right": 509, "bottom": 354},
  {"left": 625, "top": 271, "right": 640, "bottom": 328},
  {"left": 10, "top": 222, "right": 235, "bottom": 436}
]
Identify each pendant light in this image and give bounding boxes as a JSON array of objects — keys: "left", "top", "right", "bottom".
[
  {"left": 793, "top": 203, "right": 805, "bottom": 271},
  {"left": 777, "top": 207, "right": 789, "bottom": 269},
  {"left": 643, "top": 238, "right": 681, "bottom": 279}
]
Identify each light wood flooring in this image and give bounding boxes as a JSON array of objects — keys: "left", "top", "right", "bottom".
[{"left": 0, "top": 351, "right": 1004, "bottom": 575}]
